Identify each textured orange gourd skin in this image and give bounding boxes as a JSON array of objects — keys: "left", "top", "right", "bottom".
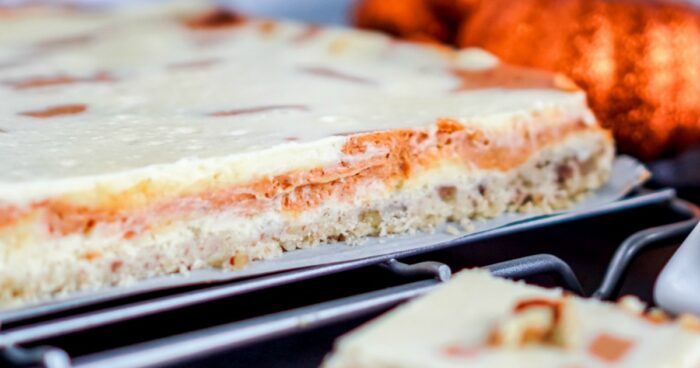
[
  {"left": 355, "top": 0, "right": 700, "bottom": 159},
  {"left": 354, "top": 0, "right": 451, "bottom": 43}
]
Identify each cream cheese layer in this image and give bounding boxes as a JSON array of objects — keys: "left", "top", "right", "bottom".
[{"left": 0, "top": 3, "right": 596, "bottom": 205}]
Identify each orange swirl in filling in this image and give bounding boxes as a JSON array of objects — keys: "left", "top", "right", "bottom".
[{"left": 0, "top": 119, "right": 605, "bottom": 240}]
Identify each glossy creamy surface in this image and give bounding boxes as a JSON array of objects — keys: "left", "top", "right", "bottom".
[{"left": 0, "top": 3, "right": 594, "bottom": 198}]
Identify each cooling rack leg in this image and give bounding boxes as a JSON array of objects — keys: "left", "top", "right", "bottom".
[
  {"left": 380, "top": 259, "right": 452, "bottom": 281},
  {"left": 0, "top": 345, "right": 71, "bottom": 368},
  {"left": 592, "top": 197, "right": 700, "bottom": 300},
  {"left": 486, "top": 254, "right": 584, "bottom": 295}
]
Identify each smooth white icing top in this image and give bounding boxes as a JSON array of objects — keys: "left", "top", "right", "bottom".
[{"left": 0, "top": 3, "right": 595, "bottom": 202}]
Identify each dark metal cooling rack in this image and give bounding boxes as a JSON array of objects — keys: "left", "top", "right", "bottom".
[{"left": 1, "top": 189, "right": 698, "bottom": 368}]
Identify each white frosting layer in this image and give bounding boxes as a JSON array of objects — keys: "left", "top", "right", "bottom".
[{"left": 0, "top": 3, "right": 595, "bottom": 203}]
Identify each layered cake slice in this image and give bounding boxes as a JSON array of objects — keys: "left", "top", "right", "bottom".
[
  {"left": 325, "top": 270, "right": 700, "bottom": 368},
  {"left": 0, "top": 3, "right": 613, "bottom": 305}
]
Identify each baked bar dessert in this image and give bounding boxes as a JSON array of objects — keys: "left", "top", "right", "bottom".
[
  {"left": 324, "top": 270, "right": 700, "bottom": 368},
  {"left": 0, "top": 3, "right": 613, "bottom": 306}
]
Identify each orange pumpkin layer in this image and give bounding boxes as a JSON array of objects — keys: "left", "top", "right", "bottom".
[{"left": 0, "top": 119, "right": 600, "bottom": 240}]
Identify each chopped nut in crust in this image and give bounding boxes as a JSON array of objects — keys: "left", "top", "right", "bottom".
[
  {"left": 228, "top": 252, "right": 250, "bottom": 270},
  {"left": 438, "top": 185, "right": 457, "bottom": 203},
  {"left": 445, "top": 225, "right": 461, "bottom": 236},
  {"left": 359, "top": 210, "right": 382, "bottom": 236}
]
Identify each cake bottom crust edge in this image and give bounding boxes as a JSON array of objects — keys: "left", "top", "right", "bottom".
[{"left": 0, "top": 130, "right": 613, "bottom": 307}]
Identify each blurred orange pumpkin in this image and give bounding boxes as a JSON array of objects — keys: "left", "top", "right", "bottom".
[{"left": 354, "top": 0, "right": 700, "bottom": 159}]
